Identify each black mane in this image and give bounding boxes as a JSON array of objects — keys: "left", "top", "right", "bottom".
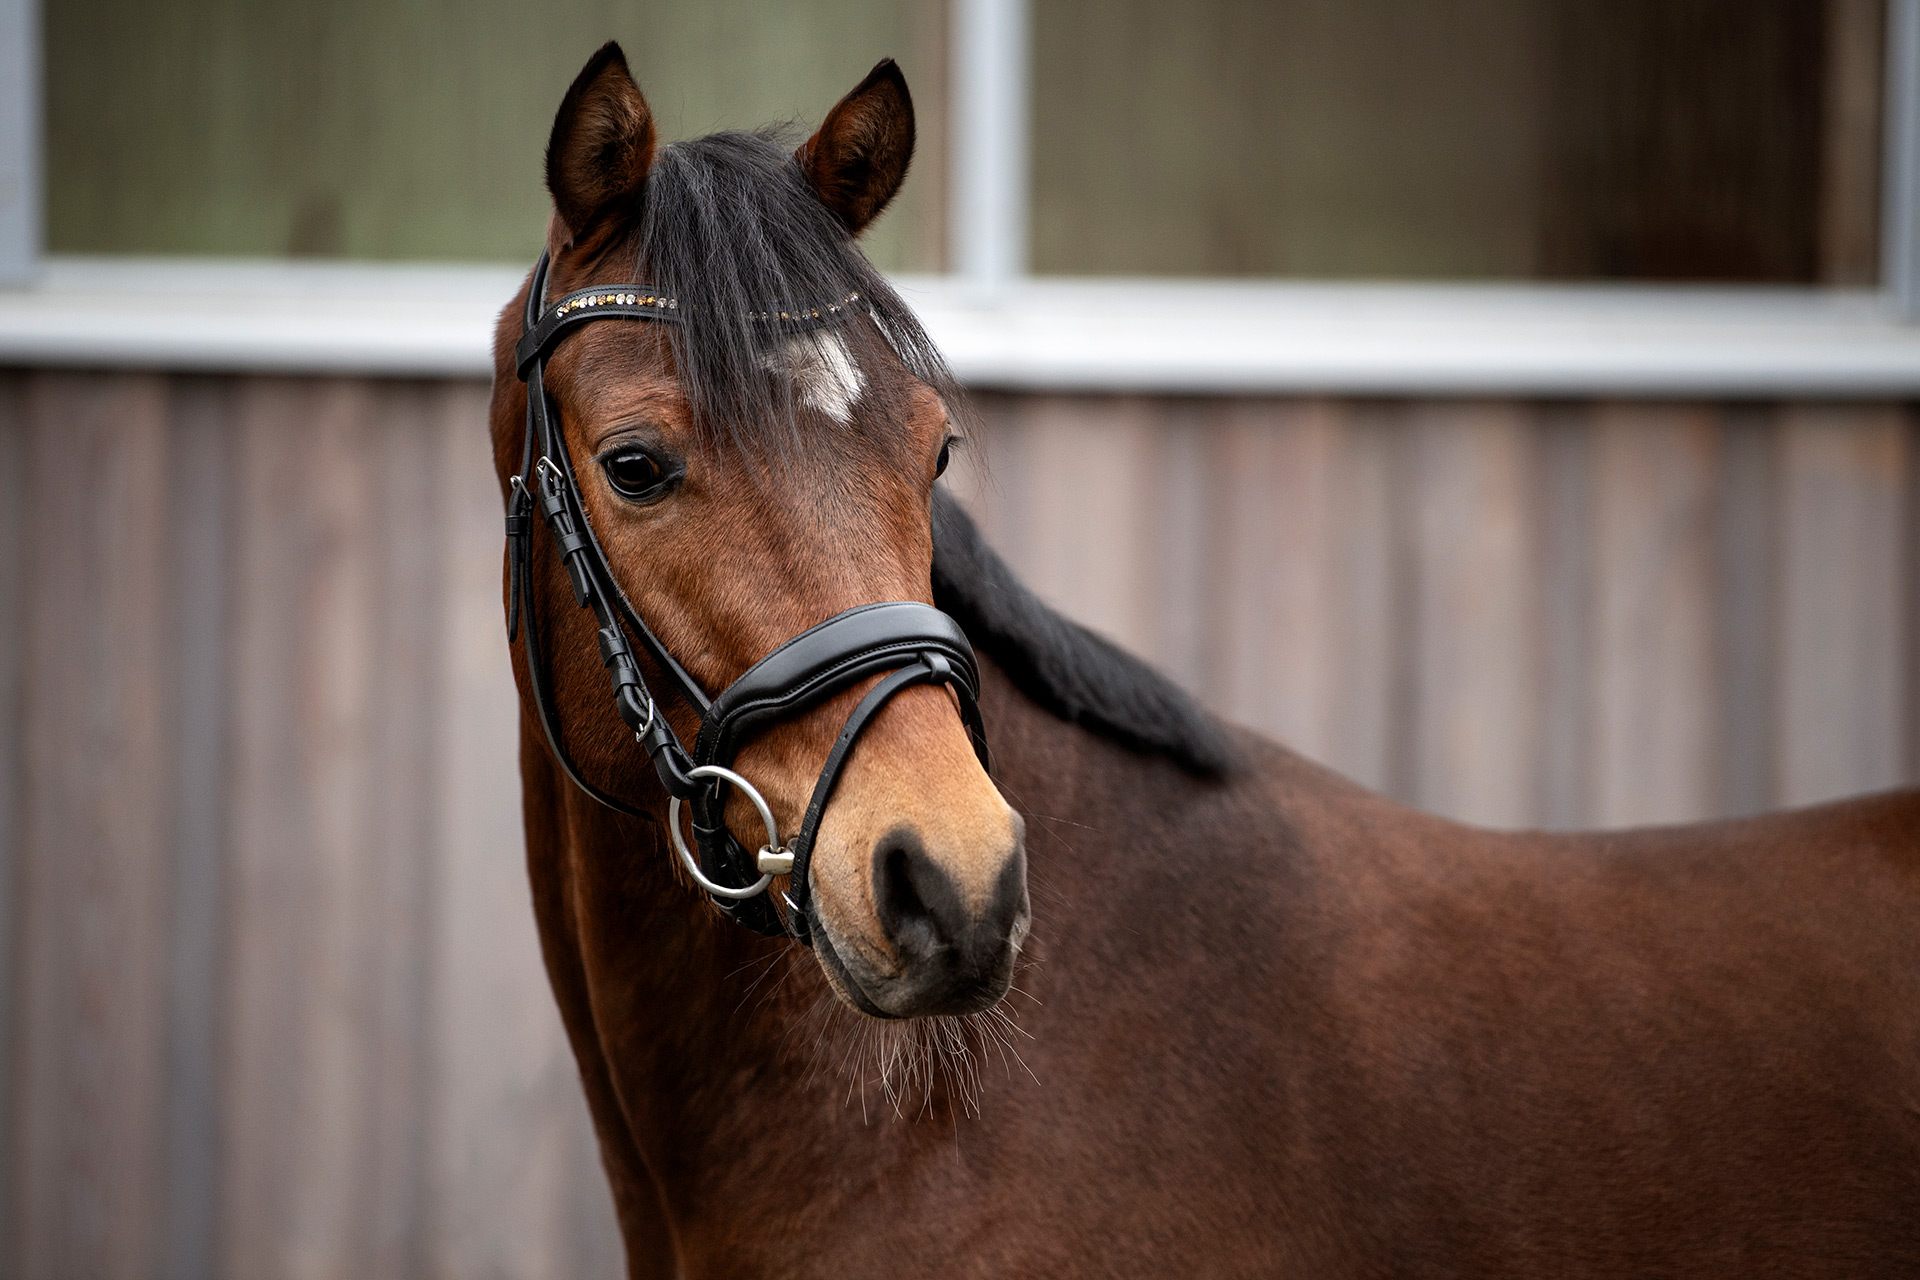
[
  {"left": 638, "top": 129, "right": 956, "bottom": 448},
  {"left": 932, "top": 491, "right": 1237, "bottom": 778}
]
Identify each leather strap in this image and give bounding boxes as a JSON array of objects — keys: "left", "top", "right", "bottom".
[
  {"left": 694, "top": 601, "right": 986, "bottom": 770},
  {"left": 515, "top": 284, "right": 683, "bottom": 378},
  {"left": 515, "top": 279, "right": 860, "bottom": 378},
  {"left": 531, "top": 370, "right": 712, "bottom": 718},
  {"left": 512, "top": 516, "right": 650, "bottom": 820},
  {"left": 689, "top": 603, "right": 989, "bottom": 943},
  {"left": 779, "top": 655, "right": 979, "bottom": 944}
]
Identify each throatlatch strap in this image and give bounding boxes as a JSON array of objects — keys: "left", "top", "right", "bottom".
[{"left": 513, "top": 533, "right": 648, "bottom": 821}]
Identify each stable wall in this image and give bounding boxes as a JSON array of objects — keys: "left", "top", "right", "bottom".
[{"left": 0, "top": 369, "right": 1914, "bottom": 1278}]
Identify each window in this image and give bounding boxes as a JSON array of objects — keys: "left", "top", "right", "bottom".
[
  {"left": 1031, "top": 0, "right": 1884, "bottom": 283},
  {"left": 40, "top": 0, "right": 1893, "bottom": 288},
  {"left": 43, "top": 0, "right": 948, "bottom": 273}
]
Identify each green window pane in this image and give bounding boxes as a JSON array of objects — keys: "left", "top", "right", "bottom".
[{"left": 47, "top": 0, "right": 947, "bottom": 271}]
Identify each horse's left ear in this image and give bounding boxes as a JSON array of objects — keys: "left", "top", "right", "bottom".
[
  {"left": 796, "top": 59, "right": 916, "bottom": 236},
  {"left": 546, "top": 41, "right": 656, "bottom": 244}
]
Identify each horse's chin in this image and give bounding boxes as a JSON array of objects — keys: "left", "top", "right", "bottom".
[
  {"left": 807, "top": 898, "right": 1020, "bottom": 1020},
  {"left": 809, "top": 914, "right": 902, "bottom": 1020}
]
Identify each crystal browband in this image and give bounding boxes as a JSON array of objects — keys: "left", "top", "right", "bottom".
[{"left": 515, "top": 282, "right": 862, "bottom": 377}]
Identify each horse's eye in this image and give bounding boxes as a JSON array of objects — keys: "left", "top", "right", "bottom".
[
  {"left": 603, "top": 449, "right": 670, "bottom": 501},
  {"left": 934, "top": 437, "right": 955, "bottom": 478}
]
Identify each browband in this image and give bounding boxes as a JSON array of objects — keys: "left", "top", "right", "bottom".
[
  {"left": 514, "top": 280, "right": 863, "bottom": 378},
  {"left": 515, "top": 285, "right": 681, "bottom": 378}
]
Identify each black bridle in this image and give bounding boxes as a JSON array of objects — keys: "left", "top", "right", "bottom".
[{"left": 505, "top": 250, "right": 989, "bottom": 945}]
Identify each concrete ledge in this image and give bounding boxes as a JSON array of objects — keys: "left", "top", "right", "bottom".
[{"left": 3, "top": 256, "right": 1918, "bottom": 397}]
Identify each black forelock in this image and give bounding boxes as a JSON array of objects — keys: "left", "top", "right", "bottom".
[{"left": 634, "top": 128, "right": 955, "bottom": 450}]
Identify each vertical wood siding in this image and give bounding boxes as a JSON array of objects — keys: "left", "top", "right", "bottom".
[
  {"left": 945, "top": 389, "right": 1919, "bottom": 826},
  {"left": 0, "top": 372, "right": 621, "bottom": 1280},
  {"left": 0, "top": 371, "right": 1914, "bottom": 1277}
]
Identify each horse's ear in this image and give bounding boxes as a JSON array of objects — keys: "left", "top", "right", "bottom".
[
  {"left": 796, "top": 59, "right": 915, "bottom": 236},
  {"left": 545, "top": 42, "right": 656, "bottom": 243}
]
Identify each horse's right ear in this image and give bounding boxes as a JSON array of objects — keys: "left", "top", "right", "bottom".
[
  {"left": 796, "top": 59, "right": 915, "bottom": 235},
  {"left": 545, "top": 42, "right": 656, "bottom": 244}
]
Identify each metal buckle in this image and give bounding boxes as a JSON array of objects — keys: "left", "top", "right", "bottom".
[
  {"left": 665, "top": 765, "right": 795, "bottom": 900},
  {"left": 630, "top": 687, "right": 657, "bottom": 740}
]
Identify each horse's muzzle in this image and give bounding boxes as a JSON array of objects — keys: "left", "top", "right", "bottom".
[{"left": 817, "top": 818, "right": 1028, "bottom": 1018}]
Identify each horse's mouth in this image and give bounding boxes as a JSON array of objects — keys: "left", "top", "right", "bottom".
[
  {"left": 808, "top": 909, "right": 903, "bottom": 1020},
  {"left": 805, "top": 883, "right": 1026, "bottom": 1020}
]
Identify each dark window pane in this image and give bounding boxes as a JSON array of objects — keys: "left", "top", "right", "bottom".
[{"left": 1031, "top": 0, "right": 1881, "bottom": 282}]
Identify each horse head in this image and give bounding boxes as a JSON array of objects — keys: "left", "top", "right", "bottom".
[{"left": 491, "top": 43, "right": 1027, "bottom": 1020}]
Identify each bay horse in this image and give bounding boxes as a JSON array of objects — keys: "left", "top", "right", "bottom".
[{"left": 492, "top": 43, "right": 1920, "bottom": 1277}]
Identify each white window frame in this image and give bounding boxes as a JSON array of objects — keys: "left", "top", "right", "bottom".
[
  {"left": 4, "top": 0, "right": 1920, "bottom": 393},
  {"left": 1885, "top": 0, "right": 1920, "bottom": 318},
  {"left": 949, "top": 0, "right": 1028, "bottom": 298},
  {"left": 0, "top": 0, "right": 38, "bottom": 286}
]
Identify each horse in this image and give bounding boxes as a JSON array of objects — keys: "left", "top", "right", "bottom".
[{"left": 490, "top": 42, "right": 1920, "bottom": 1278}]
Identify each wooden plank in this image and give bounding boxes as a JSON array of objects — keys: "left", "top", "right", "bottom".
[
  {"left": 1402, "top": 401, "right": 1538, "bottom": 827},
  {"left": 356, "top": 382, "right": 439, "bottom": 1280},
  {"left": 13, "top": 372, "right": 176, "bottom": 1279},
  {"left": 219, "top": 377, "right": 346, "bottom": 1279},
  {"left": 1776, "top": 404, "right": 1911, "bottom": 805},
  {"left": 1714, "top": 405, "right": 1780, "bottom": 816},
  {"left": 1202, "top": 397, "right": 1340, "bottom": 753},
  {"left": 1589, "top": 403, "right": 1721, "bottom": 826},
  {"left": 1317, "top": 402, "right": 1400, "bottom": 794},
  {"left": 946, "top": 390, "right": 1026, "bottom": 583},
  {"left": 209, "top": 378, "right": 464, "bottom": 1280},
  {"left": 1194, "top": 395, "right": 1396, "bottom": 790},
  {"left": 938, "top": 390, "right": 1010, "bottom": 545},
  {"left": 998, "top": 395, "right": 1158, "bottom": 656},
  {"left": 1532, "top": 402, "right": 1595, "bottom": 828},
  {"left": 160, "top": 377, "right": 233, "bottom": 1280},
  {"left": 1141, "top": 398, "right": 1215, "bottom": 693},
  {"left": 422, "top": 382, "right": 622, "bottom": 1280},
  {"left": 220, "top": 377, "right": 395, "bottom": 1280},
  {"left": 1910, "top": 408, "right": 1920, "bottom": 788},
  {"left": 0, "top": 371, "right": 25, "bottom": 1272}
]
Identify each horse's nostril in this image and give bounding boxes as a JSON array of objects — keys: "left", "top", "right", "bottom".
[
  {"left": 868, "top": 823, "right": 1029, "bottom": 1014},
  {"left": 859, "top": 823, "right": 1030, "bottom": 1016},
  {"left": 872, "top": 827, "right": 949, "bottom": 960}
]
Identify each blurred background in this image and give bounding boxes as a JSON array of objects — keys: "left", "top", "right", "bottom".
[{"left": 1, "top": 1, "right": 1916, "bottom": 1276}]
